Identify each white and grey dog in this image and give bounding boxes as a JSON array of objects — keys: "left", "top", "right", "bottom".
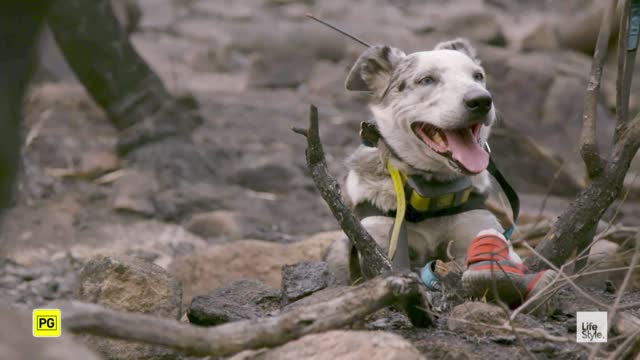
[{"left": 326, "top": 38, "right": 520, "bottom": 285}]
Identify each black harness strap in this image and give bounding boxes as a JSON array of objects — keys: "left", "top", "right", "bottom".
[
  {"left": 486, "top": 154, "right": 519, "bottom": 239},
  {"left": 354, "top": 192, "right": 488, "bottom": 222}
]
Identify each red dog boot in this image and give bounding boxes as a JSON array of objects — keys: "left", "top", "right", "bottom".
[{"left": 461, "top": 229, "right": 557, "bottom": 312}]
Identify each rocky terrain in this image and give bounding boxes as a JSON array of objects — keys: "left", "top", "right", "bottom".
[{"left": 3, "top": 0, "right": 640, "bottom": 359}]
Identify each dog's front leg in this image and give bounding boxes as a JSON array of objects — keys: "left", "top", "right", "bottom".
[
  {"left": 359, "top": 216, "right": 411, "bottom": 275},
  {"left": 325, "top": 215, "right": 413, "bottom": 285}
]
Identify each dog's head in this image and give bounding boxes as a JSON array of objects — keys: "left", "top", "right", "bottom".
[{"left": 346, "top": 39, "right": 495, "bottom": 176}]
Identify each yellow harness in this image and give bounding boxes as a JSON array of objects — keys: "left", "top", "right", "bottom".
[
  {"left": 386, "top": 161, "right": 475, "bottom": 260},
  {"left": 386, "top": 162, "right": 406, "bottom": 260}
]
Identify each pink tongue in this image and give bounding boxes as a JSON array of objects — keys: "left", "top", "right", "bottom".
[{"left": 443, "top": 129, "right": 489, "bottom": 173}]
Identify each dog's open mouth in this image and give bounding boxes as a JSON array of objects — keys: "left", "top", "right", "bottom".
[{"left": 412, "top": 122, "right": 489, "bottom": 174}]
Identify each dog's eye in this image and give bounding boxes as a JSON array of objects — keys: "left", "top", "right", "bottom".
[
  {"left": 418, "top": 76, "right": 435, "bottom": 85},
  {"left": 473, "top": 72, "right": 485, "bottom": 81}
]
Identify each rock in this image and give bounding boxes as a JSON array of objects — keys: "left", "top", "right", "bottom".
[
  {"left": 0, "top": 255, "right": 82, "bottom": 308},
  {"left": 153, "top": 182, "right": 245, "bottom": 222},
  {"left": 69, "top": 220, "right": 208, "bottom": 269},
  {"left": 229, "top": 330, "right": 426, "bottom": 360},
  {"left": 172, "top": 20, "right": 240, "bottom": 72},
  {"left": 324, "top": 236, "right": 352, "bottom": 286},
  {"left": 226, "top": 22, "right": 347, "bottom": 62},
  {"left": 307, "top": 60, "right": 349, "bottom": 99},
  {"left": 75, "top": 150, "right": 120, "bottom": 179},
  {"left": 433, "top": 9, "right": 506, "bottom": 46},
  {"left": 188, "top": 295, "right": 259, "bottom": 326},
  {"left": 268, "top": 0, "right": 312, "bottom": 4},
  {"left": 230, "top": 163, "right": 297, "bottom": 193},
  {"left": 555, "top": 1, "right": 609, "bottom": 54},
  {"left": 113, "top": 194, "right": 155, "bottom": 216},
  {"left": 282, "top": 286, "right": 351, "bottom": 312},
  {"left": 281, "top": 261, "right": 335, "bottom": 304},
  {"left": 187, "top": 279, "right": 280, "bottom": 326},
  {"left": 185, "top": 210, "right": 243, "bottom": 240},
  {"left": 486, "top": 0, "right": 590, "bottom": 13},
  {"left": 248, "top": 51, "right": 314, "bottom": 88},
  {"left": 489, "top": 127, "right": 584, "bottom": 197},
  {"left": 448, "top": 302, "right": 508, "bottom": 335},
  {"left": 410, "top": 335, "right": 479, "bottom": 359},
  {"left": 521, "top": 21, "right": 559, "bottom": 51},
  {"left": 191, "top": 0, "right": 260, "bottom": 20},
  {"left": 75, "top": 255, "right": 182, "bottom": 359},
  {"left": 279, "top": 3, "right": 311, "bottom": 19},
  {"left": 137, "top": 0, "right": 175, "bottom": 29},
  {"left": 169, "top": 231, "right": 342, "bottom": 305},
  {"left": 448, "top": 301, "right": 539, "bottom": 336},
  {"left": 0, "top": 305, "right": 101, "bottom": 360},
  {"left": 576, "top": 240, "right": 628, "bottom": 288},
  {"left": 542, "top": 75, "right": 614, "bottom": 155},
  {"left": 482, "top": 48, "right": 555, "bottom": 127},
  {"left": 588, "top": 240, "right": 620, "bottom": 265},
  {"left": 111, "top": 0, "right": 142, "bottom": 33},
  {"left": 205, "top": 279, "right": 281, "bottom": 312}
]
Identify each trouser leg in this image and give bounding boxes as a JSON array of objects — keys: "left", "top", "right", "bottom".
[
  {"left": 0, "top": 1, "right": 49, "bottom": 213},
  {"left": 47, "top": 0, "right": 202, "bottom": 154}
]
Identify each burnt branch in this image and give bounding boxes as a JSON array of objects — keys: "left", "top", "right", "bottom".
[
  {"left": 293, "top": 105, "right": 432, "bottom": 327},
  {"left": 528, "top": 113, "right": 640, "bottom": 270},
  {"left": 57, "top": 273, "right": 427, "bottom": 357},
  {"left": 293, "top": 105, "right": 392, "bottom": 275},
  {"left": 580, "top": 0, "right": 617, "bottom": 178},
  {"left": 527, "top": 2, "right": 640, "bottom": 270}
]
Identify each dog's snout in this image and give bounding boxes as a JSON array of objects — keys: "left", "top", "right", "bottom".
[{"left": 463, "top": 90, "right": 492, "bottom": 115}]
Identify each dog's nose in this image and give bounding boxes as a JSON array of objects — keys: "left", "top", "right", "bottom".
[{"left": 463, "top": 90, "right": 492, "bottom": 115}]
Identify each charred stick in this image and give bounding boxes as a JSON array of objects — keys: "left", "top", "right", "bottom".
[{"left": 57, "top": 274, "right": 429, "bottom": 357}]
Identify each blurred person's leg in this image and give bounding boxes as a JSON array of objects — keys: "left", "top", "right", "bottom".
[
  {"left": 47, "top": 0, "right": 202, "bottom": 154},
  {"left": 0, "top": 1, "right": 49, "bottom": 212},
  {"left": 47, "top": 0, "right": 213, "bottom": 186}
]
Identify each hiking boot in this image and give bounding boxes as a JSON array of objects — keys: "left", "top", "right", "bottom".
[{"left": 461, "top": 229, "right": 557, "bottom": 313}]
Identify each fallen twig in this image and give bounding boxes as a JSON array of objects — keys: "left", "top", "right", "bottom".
[
  {"left": 589, "top": 232, "right": 640, "bottom": 359},
  {"left": 446, "top": 316, "right": 575, "bottom": 344},
  {"left": 57, "top": 273, "right": 427, "bottom": 357},
  {"left": 607, "top": 329, "right": 640, "bottom": 360}
]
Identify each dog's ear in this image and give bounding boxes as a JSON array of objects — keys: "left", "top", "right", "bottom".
[
  {"left": 434, "top": 38, "right": 479, "bottom": 63},
  {"left": 345, "top": 45, "right": 406, "bottom": 92}
]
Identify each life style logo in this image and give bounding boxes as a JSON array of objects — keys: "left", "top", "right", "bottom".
[
  {"left": 576, "top": 311, "right": 607, "bottom": 343},
  {"left": 33, "top": 309, "right": 61, "bottom": 337}
]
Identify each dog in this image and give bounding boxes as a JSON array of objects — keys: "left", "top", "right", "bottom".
[{"left": 325, "top": 38, "right": 523, "bottom": 286}]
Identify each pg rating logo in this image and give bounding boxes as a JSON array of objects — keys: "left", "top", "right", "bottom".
[{"left": 33, "top": 309, "right": 61, "bottom": 337}]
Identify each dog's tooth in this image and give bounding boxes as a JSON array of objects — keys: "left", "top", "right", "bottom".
[{"left": 433, "top": 131, "right": 444, "bottom": 146}]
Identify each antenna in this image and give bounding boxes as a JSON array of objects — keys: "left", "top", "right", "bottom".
[{"left": 305, "top": 13, "right": 371, "bottom": 48}]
